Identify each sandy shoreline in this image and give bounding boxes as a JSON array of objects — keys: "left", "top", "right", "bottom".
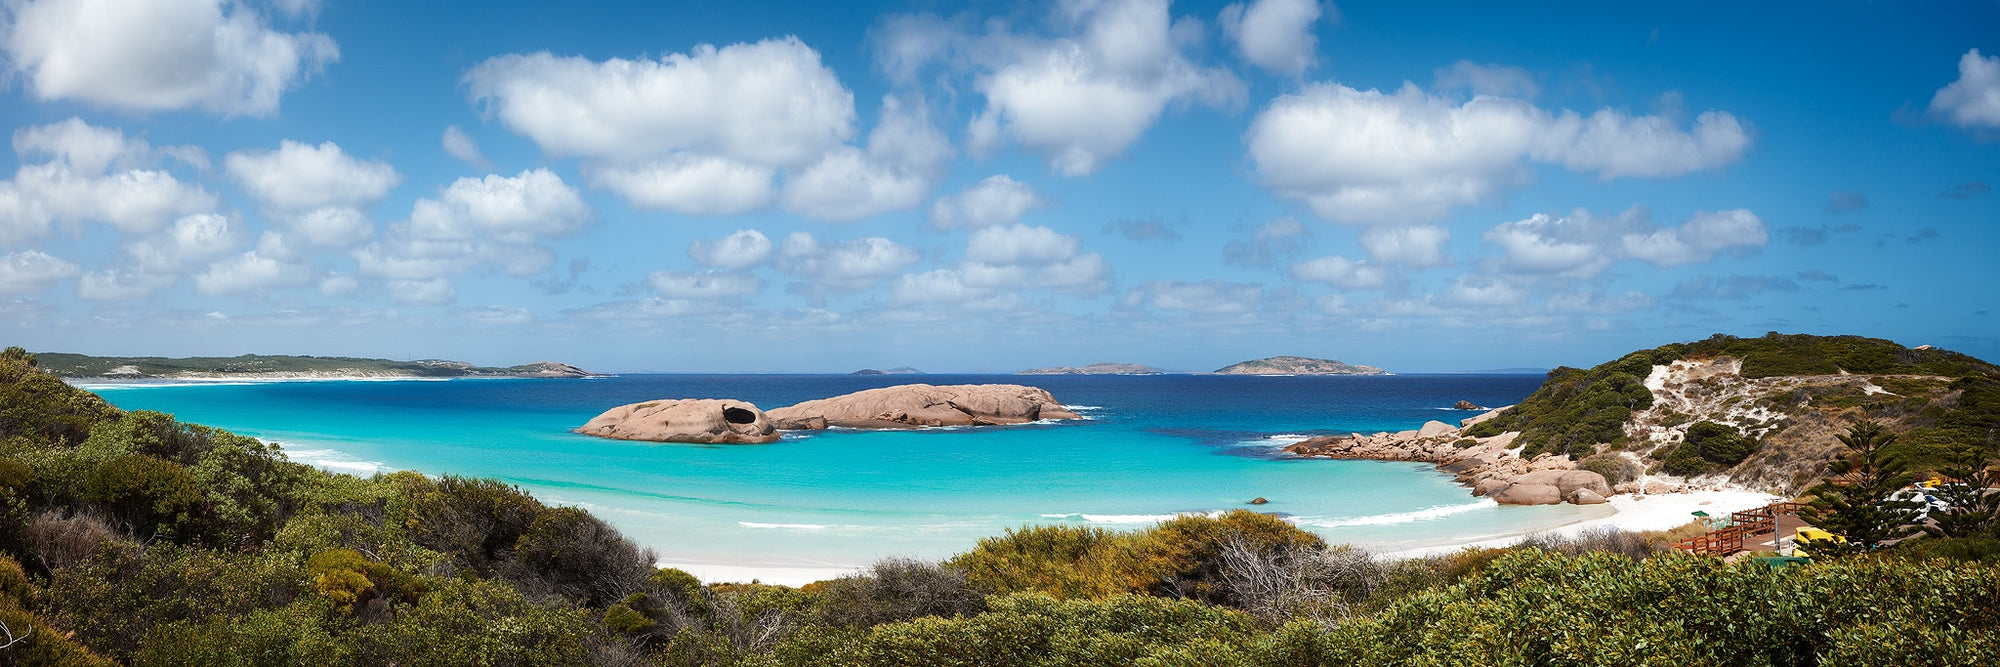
[{"left": 669, "top": 489, "right": 1782, "bottom": 586}]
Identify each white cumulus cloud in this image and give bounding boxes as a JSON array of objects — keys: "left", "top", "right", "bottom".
[
  {"left": 441, "top": 125, "right": 491, "bottom": 169},
  {"left": 2, "top": 0, "right": 336, "bottom": 116},
  {"left": 588, "top": 155, "right": 775, "bottom": 216},
  {"left": 1289, "top": 255, "right": 1389, "bottom": 289},
  {"left": 882, "top": 0, "right": 1244, "bottom": 176},
  {"left": 778, "top": 233, "right": 921, "bottom": 290},
  {"left": 1245, "top": 81, "right": 1750, "bottom": 224},
  {"left": 1930, "top": 48, "right": 2000, "bottom": 130},
  {"left": 1620, "top": 209, "right": 1766, "bottom": 267},
  {"left": 1219, "top": 0, "right": 1323, "bottom": 76},
  {"left": 966, "top": 224, "right": 1079, "bottom": 265},
  {"left": 1, "top": 119, "right": 215, "bottom": 242},
  {"left": 0, "top": 250, "right": 78, "bottom": 294},
  {"left": 1359, "top": 225, "right": 1450, "bottom": 267},
  {"left": 929, "top": 175, "right": 1045, "bottom": 229},
  {"left": 226, "top": 140, "right": 400, "bottom": 211},
  {"left": 688, "top": 229, "right": 774, "bottom": 270},
  {"left": 357, "top": 169, "right": 592, "bottom": 292},
  {"left": 466, "top": 37, "right": 854, "bottom": 167},
  {"left": 645, "top": 270, "right": 764, "bottom": 299}
]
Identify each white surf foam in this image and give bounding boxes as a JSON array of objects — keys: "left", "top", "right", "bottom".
[
  {"left": 1295, "top": 499, "right": 1497, "bottom": 528},
  {"left": 739, "top": 522, "right": 831, "bottom": 531}
]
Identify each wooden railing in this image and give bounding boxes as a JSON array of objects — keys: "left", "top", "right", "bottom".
[{"left": 1672, "top": 501, "right": 1804, "bottom": 556}]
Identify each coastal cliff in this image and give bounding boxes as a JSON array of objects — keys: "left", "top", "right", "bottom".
[
  {"left": 1212, "top": 355, "right": 1387, "bottom": 375},
  {"left": 1293, "top": 333, "right": 2000, "bottom": 504}
]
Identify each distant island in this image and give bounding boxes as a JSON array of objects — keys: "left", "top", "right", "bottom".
[
  {"left": 1018, "top": 362, "right": 1164, "bottom": 375},
  {"left": 33, "top": 352, "right": 596, "bottom": 380},
  {"left": 849, "top": 366, "right": 924, "bottom": 375},
  {"left": 1211, "top": 355, "right": 1388, "bottom": 375}
]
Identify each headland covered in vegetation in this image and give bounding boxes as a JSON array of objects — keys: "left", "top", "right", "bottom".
[
  {"left": 3, "top": 336, "right": 2000, "bottom": 664},
  {"left": 35, "top": 352, "right": 596, "bottom": 381}
]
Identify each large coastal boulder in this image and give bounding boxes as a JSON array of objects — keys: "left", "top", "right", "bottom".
[
  {"left": 768, "top": 384, "right": 1081, "bottom": 429},
  {"left": 1488, "top": 469, "right": 1613, "bottom": 506},
  {"left": 575, "top": 399, "right": 780, "bottom": 444}
]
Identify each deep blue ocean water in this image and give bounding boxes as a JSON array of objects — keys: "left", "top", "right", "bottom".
[{"left": 85, "top": 373, "right": 1610, "bottom": 571}]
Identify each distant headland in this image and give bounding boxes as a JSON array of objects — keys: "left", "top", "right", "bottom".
[
  {"left": 1018, "top": 362, "right": 1165, "bottom": 375},
  {"left": 849, "top": 366, "right": 924, "bottom": 375},
  {"left": 33, "top": 352, "right": 597, "bottom": 380},
  {"left": 1211, "top": 355, "right": 1388, "bottom": 376}
]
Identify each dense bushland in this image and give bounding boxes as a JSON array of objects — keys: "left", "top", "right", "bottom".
[{"left": 3, "top": 345, "right": 2000, "bottom": 665}]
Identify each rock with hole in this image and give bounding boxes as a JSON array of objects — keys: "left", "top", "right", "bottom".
[
  {"left": 575, "top": 399, "right": 780, "bottom": 444},
  {"left": 767, "top": 383, "right": 1081, "bottom": 429}
]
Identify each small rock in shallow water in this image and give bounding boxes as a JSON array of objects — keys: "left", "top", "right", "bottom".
[{"left": 1248, "top": 497, "right": 1269, "bottom": 505}]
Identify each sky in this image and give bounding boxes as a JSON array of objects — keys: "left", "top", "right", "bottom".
[{"left": 0, "top": 0, "right": 1995, "bottom": 374}]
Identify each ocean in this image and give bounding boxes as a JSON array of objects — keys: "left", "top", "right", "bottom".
[{"left": 83, "top": 373, "right": 1612, "bottom": 575}]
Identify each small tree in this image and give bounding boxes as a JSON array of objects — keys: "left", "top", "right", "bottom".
[
  {"left": 1924, "top": 445, "right": 2000, "bottom": 539},
  {"left": 1798, "top": 420, "right": 1926, "bottom": 554}
]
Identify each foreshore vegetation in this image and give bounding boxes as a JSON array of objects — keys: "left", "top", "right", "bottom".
[{"left": 3, "top": 345, "right": 2000, "bottom": 664}]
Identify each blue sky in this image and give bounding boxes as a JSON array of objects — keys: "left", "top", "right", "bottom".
[{"left": 0, "top": 0, "right": 1994, "bottom": 373}]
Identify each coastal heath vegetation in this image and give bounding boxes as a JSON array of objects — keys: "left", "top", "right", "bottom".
[{"left": 3, "top": 344, "right": 2000, "bottom": 664}]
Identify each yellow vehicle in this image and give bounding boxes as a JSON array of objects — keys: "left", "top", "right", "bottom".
[{"left": 1793, "top": 528, "right": 1843, "bottom": 558}]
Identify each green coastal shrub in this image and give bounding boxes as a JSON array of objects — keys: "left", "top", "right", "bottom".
[{"left": 774, "top": 592, "right": 1257, "bottom": 667}]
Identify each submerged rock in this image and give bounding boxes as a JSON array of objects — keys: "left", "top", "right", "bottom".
[
  {"left": 575, "top": 398, "right": 780, "bottom": 444},
  {"left": 768, "top": 383, "right": 1081, "bottom": 429}
]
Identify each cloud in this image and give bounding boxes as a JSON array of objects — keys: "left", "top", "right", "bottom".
[
  {"left": 1941, "top": 181, "right": 1991, "bottom": 199},
  {"left": 1219, "top": 0, "right": 1323, "bottom": 76},
  {"left": 586, "top": 154, "right": 775, "bottom": 216},
  {"left": 966, "top": 224, "right": 1078, "bottom": 265},
  {"left": 1, "top": 118, "right": 215, "bottom": 242},
  {"left": 1289, "top": 254, "right": 1389, "bottom": 289},
  {"left": 778, "top": 232, "right": 920, "bottom": 290},
  {"left": 441, "top": 126, "right": 492, "bottom": 170},
  {"left": 1245, "top": 81, "right": 1750, "bottom": 223},
  {"left": 884, "top": 0, "right": 1244, "bottom": 176},
  {"left": 195, "top": 249, "right": 312, "bottom": 296},
  {"left": 0, "top": 250, "right": 78, "bottom": 294},
  {"left": 2, "top": 0, "right": 336, "bottom": 116},
  {"left": 1480, "top": 206, "right": 1768, "bottom": 276},
  {"left": 77, "top": 268, "right": 173, "bottom": 300},
  {"left": 226, "top": 140, "right": 400, "bottom": 210},
  {"left": 387, "top": 278, "right": 454, "bottom": 305},
  {"left": 931, "top": 175, "right": 1044, "bottom": 229},
  {"left": 1122, "top": 279, "right": 1265, "bottom": 316},
  {"left": 688, "top": 229, "right": 774, "bottom": 270},
  {"left": 357, "top": 168, "right": 593, "bottom": 289},
  {"left": 1668, "top": 274, "right": 1799, "bottom": 300},
  {"left": 468, "top": 36, "right": 853, "bottom": 166},
  {"left": 1929, "top": 48, "right": 2000, "bottom": 129},
  {"left": 1360, "top": 225, "right": 1450, "bottom": 267},
  {"left": 898, "top": 224, "right": 1110, "bottom": 303},
  {"left": 128, "top": 213, "right": 241, "bottom": 274},
  {"left": 1104, "top": 216, "right": 1182, "bottom": 242},
  {"left": 1826, "top": 190, "right": 1868, "bottom": 213},
  {"left": 1619, "top": 209, "right": 1766, "bottom": 266},
  {"left": 1222, "top": 217, "right": 1308, "bottom": 268},
  {"left": 1774, "top": 223, "right": 1860, "bottom": 247},
  {"left": 645, "top": 270, "right": 764, "bottom": 299},
  {"left": 1434, "top": 61, "right": 1537, "bottom": 98},
  {"left": 1795, "top": 269, "right": 1839, "bottom": 282},
  {"left": 1447, "top": 274, "right": 1521, "bottom": 306}
]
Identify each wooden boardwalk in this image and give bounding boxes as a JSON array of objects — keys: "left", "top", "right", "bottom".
[{"left": 1672, "top": 502, "right": 1806, "bottom": 556}]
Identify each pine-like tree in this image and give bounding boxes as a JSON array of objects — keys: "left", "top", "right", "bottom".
[
  {"left": 1798, "top": 420, "right": 1926, "bottom": 554},
  {"left": 1924, "top": 445, "right": 2000, "bottom": 539}
]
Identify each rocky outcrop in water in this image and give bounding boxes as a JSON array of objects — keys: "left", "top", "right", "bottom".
[
  {"left": 575, "top": 399, "right": 780, "bottom": 444},
  {"left": 768, "top": 384, "right": 1081, "bottom": 429},
  {"left": 1282, "top": 407, "right": 1612, "bottom": 506},
  {"left": 1212, "top": 356, "right": 1387, "bottom": 375}
]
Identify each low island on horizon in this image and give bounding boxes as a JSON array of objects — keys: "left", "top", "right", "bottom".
[{"left": 32, "top": 352, "right": 597, "bottom": 380}]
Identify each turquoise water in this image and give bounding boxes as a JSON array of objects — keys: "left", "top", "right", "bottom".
[{"left": 84, "top": 374, "right": 1609, "bottom": 570}]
